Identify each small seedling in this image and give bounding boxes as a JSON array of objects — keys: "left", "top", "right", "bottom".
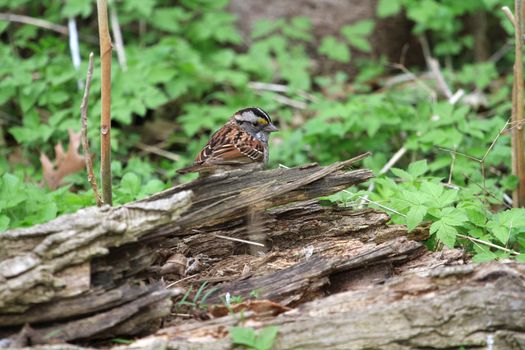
[
  {"left": 176, "top": 282, "right": 218, "bottom": 312},
  {"left": 230, "top": 326, "right": 279, "bottom": 350}
]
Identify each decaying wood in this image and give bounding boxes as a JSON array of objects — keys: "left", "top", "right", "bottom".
[
  {"left": 5, "top": 154, "right": 514, "bottom": 350},
  {"left": 206, "top": 236, "right": 425, "bottom": 306},
  {"left": 0, "top": 190, "right": 192, "bottom": 313},
  {"left": 125, "top": 262, "right": 525, "bottom": 350},
  {"left": 0, "top": 156, "right": 376, "bottom": 344},
  {"left": 177, "top": 200, "right": 427, "bottom": 260}
]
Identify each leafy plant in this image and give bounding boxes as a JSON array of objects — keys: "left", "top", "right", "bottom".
[
  {"left": 371, "top": 160, "right": 525, "bottom": 261},
  {"left": 176, "top": 282, "right": 218, "bottom": 311},
  {"left": 230, "top": 326, "right": 279, "bottom": 350},
  {"left": 1, "top": 0, "right": 524, "bottom": 264}
]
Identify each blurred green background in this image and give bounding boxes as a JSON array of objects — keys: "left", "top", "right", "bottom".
[{"left": 2, "top": 0, "right": 525, "bottom": 261}]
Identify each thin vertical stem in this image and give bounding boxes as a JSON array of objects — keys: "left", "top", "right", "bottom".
[
  {"left": 80, "top": 52, "right": 103, "bottom": 207},
  {"left": 97, "top": 0, "right": 113, "bottom": 205},
  {"left": 512, "top": 0, "right": 525, "bottom": 207}
]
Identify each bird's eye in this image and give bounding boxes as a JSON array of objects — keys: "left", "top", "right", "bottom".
[{"left": 252, "top": 122, "right": 258, "bottom": 126}]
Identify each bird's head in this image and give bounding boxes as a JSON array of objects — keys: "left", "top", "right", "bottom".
[{"left": 234, "top": 107, "right": 279, "bottom": 138}]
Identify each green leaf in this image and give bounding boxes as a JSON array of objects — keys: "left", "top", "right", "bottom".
[
  {"left": 516, "top": 254, "right": 525, "bottom": 262},
  {"left": 440, "top": 207, "right": 468, "bottom": 226},
  {"left": 430, "top": 220, "right": 457, "bottom": 247},
  {"left": 420, "top": 182, "right": 443, "bottom": 200},
  {"left": 408, "top": 160, "right": 428, "bottom": 178},
  {"left": 0, "top": 215, "right": 10, "bottom": 231},
  {"left": 256, "top": 326, "right": 279, "bottom": 350},
  {"left": 464, "top": 207, "right": 487, "bottom": 227},
  {"left": 434, "top": 189, "right": 458, "bottom": 208},
  {"left": 62, "top": 0, "right": 92, "bottom": 18},
  {"left": 120, "top": 173, "right": 141, "bottom": 196},
  {"left": 150, "top": 8, "right": 189, "bottom": 33},
  {"left": 472, "top": 251, "right": 498, "bottom": 262},
  {"left": 406, "top": 205, "right": 427, "bottom": 231},
  {"left": 345, "top": 36, "right": 372, "bottom": 52},
  {"left": 501, "top": 175, "right": 519, "bottom": 191},
  {"left": 340, "top": 20, "right": 375, "bottom": 52},
  {"left": 283, "top": 16, "right": 313, "bottom": 41},
  {"left": 251, "top": 19, "right": 283, "bottom": 39},
  {"left": 0, "top": 173, "right": 26, "bottom": 208},
  {"left": 492, "top": 226, "right": 510, "bottom": 245},
  {"left": 230, "top": 327, "right": 256, "bottom": 348},
  {"left": 318, "top": 36, "right": 350, "bottom": 62},
  {"left": 342, "top": 20, "right": 374, "bottom": 36},
  {"left": 0, "top": 21, "right": 9, "bottom": 34},
  {"left": 377, "top": 0, "right": 402, "bottom": 17},
  {"left": 139, "top": 179, "right": 166, "bottom": 198},
  {"left": 391, "top": 168, "right": 412, "bottom": 181}
]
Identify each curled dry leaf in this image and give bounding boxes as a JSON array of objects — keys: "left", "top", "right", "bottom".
[
  {"left": 209, "top": 300, "right": 291, "bottom": 318},
  {"left": 40, "top": 129, "right": 86, "bottom": 189}
]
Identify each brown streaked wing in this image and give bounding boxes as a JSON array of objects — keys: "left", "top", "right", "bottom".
[{"left": 195, "top": 123, "right": 264, "bottom": 165}]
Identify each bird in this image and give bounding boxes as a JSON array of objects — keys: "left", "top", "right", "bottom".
[{"left": 177, "top": 107, "right": 279, "bottom": 175}]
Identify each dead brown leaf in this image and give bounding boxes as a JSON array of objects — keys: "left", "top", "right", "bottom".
[
  {"left": 209, "top": 300, "right": 291, "bottom": 318},
  {"left": 40, "top": 129, "right": 85, "bottom": 190}
]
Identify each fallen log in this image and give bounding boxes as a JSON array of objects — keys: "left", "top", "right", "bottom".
[
  {"left": 132, "top": 262, "right": 525, "bottom": 350},
  {"left": 0, "top": 155, "right": 379, "bottom": 344}
]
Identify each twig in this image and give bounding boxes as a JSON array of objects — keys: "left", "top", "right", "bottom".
[
  {"left": 359, "top": 146, "right": 407, "bottom": 207},
  {"left": 252, "top": 90, "right": 307, "bottom": 110},
  {"left": 457, "top": 233, "right": 519, "bottom": 255},
  {"left": 502, "top": 6, "right": 517, "bottom": 28},
  {"left": 384, "top": 71, "right": 433, "bottom": 87},
  {"left": 390, "top": 63, "right": 437, "bottom": 101},
  {"left": 166, "top": 274, "right": 198, "bottom": 288},
  {"left": 437, "top": 147, "right": 481, "bottom": 162},
  {"left": 490, "top": 41, "right": 513, "bottom": 63},
  {"left": 210, "top": 233, "right": 265, "bottom": 247},
  {"left": 354, "top": 194, "right": 406, "bottom": 217},
  {"left": 135, "top": 142, "right": 180, "bottom": 161},
  {"left": 448, "top": 89, "right": 465, "bottom": 104},
  {"left": 80, "top": 53, "right": 103, "bottom": 207},
  {"left": 419, "top": 36, "right": 453, "bottom": 99},
  {"left": 447, "top": 148, "right": 456, "bottom": 185},
  {"left": 248, "top": 81, "right": 317, "bottom": 102},
  {"left": 277, "top": 162, "right": 403, "bottom": 216},
  {"left": 0, "top": 13, "right": 68, "bottom": 35},
  {"left": 97, "top": 0, "right": 113, "bottom": 205},
  {"left": 109, "top": 3, "right": 127, "bottom": 71},
  {"left": 509, "top": 0, "right": 525, "bottom": 207},
  {"left": 482, "top": 119, "right": 510, "bottom": 162},
  {"left": 67, "top": 18, "right": 83, "bottom": 90}
]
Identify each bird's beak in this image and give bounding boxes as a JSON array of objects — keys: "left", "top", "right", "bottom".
[{"left": 266, "top": 123, "right": 279, "bottom": 132}]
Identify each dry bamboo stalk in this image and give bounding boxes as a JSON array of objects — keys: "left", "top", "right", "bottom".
[
  {"left": 511, "top": 0, "right": 525, "bottom": 207},
  {"left": 97, "top": 0, "right": 113, "bottom": 205}
]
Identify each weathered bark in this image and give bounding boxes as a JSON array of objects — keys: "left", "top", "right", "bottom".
[
  {"left": 119, "top": 262, "right": 525, "bottom": 350},
  {"left": 205, "top": 236, "right": 425, "bottom": 306},
  {"left": 6, "top": 155, "right": 513, "bottom": 350},
  {"left": 0, "top": 191, "right": 193, "bottom": 313},
  {"left": 0, "top": 156, "right": 376, "bottom": 344}
]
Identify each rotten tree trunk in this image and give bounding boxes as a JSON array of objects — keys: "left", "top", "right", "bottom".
[
  {"left": 4, "top": 156, "right": 518, "bottom": 350},
  {"left": 153, "top": 262, "right": 525, "bottom": 350},
  {"left": 0, "top": 157, "right": 373, "bottom": 344}
]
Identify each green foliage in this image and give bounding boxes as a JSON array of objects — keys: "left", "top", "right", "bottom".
[
  {"left": 176, "top": 282, "right": 218, "bottom": 311},
  {"left": 371, "top": 160, "right": 525, "bottom": 261},
  {"left": 377, "top": 0, "right": 512, "bottom": 57},
  {"left": 230, "top": 326, "right": 279, "bottom": 350},
  {"left": 318, "top": 19, "right": 375, "bottom": 61},
  {"left": 1, "top": 0, "right": 524, "bottom": 263}
]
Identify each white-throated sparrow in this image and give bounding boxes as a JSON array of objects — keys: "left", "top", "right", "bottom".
[{"left": 177, "top": 107, "right": 279, "bottom": 175}]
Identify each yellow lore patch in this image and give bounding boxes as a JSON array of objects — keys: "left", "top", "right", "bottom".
[{"left": 258, "top": 118, "right": 268, "bottom": 125}]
